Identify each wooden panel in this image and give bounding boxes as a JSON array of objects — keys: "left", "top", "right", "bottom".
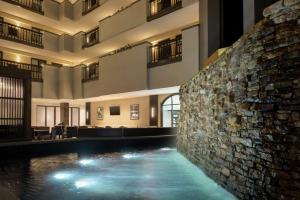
[{"left": 0, "top": 67, "right": 31, "bottom": 141}]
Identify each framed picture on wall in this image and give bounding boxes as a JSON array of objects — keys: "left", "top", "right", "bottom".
[
  {"left": 130, "top": 104, "right": 139, "bottom": 120},
  {"left": 97, "top": 106, "right": 104, "bottom": 120}
]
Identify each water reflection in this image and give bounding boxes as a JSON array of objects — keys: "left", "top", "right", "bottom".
[{"left": 0, "top": 150, "right": 236, "bottom": 200}]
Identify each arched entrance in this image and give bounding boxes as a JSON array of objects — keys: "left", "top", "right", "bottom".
[{"left": 161, "top": 94, "right": 180, "bottom": 127}]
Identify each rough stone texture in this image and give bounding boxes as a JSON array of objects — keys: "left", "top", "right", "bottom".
[{"left": 177, "top": 1, "right": 300, "bottom": 199}]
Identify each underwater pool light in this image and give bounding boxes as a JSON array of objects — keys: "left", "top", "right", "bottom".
[
  {"left": 159, "top": 147, "right": 174, "bottom": 151},
  {"left": 79, "top": 159, "right": 94, "bottom": 166},
  {"left": 53, "top": 172, "right": 73, "bottom": 180},
  {"left": 75, "top": 179, "right": 93, "bottom": 189},
  {"left": 122, "top": 153, "right": 140, "bottom": 159}
]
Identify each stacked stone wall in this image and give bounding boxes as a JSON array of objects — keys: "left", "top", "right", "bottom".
[{"left": 177, "top": 0, "right": 300, "bottom": 199}]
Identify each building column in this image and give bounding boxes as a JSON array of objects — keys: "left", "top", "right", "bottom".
[
  {"left": 199, "top": 0, "right": 221, "bottom": 68},
  {"left": 60, "top": 102, "right": 69, "bottom": 126},
  {"left": 85, "top": 102, "right": 91, "bottom": 125}
]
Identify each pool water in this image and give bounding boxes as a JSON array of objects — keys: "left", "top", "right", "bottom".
[{"left": 0, "top": 149, "right": 236, "bottom": 200}]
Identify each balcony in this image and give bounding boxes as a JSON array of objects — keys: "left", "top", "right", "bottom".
[
  {"left": 2, "top": 0, "right": 43, "bottom": 14},
  {"left": 148, "top": 35, "right": 182, "bottom": 68},
  {"left": 82, "top": 63, "right": 99, "bottom": 82},
  {"left": 0, "top": 59, "right": 43, "bottom": 82},
  {"left": 82, "top": 27, "right": 99, "bottom": 48},
  {"left": 0, "top": 21, "right": 43, "bottom": 48},
  {"left": 82, "top": 0, "right": 100, "bottom": 15},
  {"left": 147, "top": 0, "right": 182, "bottom": 21}
]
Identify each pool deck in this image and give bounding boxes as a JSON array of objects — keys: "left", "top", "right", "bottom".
[{"left": 0, "top": 135, "right": 176, "bottom": 157}]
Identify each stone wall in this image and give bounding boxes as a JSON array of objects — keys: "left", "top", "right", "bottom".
[{"left": 177, "top": 1, "right": 300, "bottom": 199}]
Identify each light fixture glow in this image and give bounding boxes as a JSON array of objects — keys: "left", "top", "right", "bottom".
[
  {"left": 74, "top": 180, "right": 90, "bottom": 188},
  {"left": 79, "top": 159, "right": 94, "bottom": 166},
  {"left": 16, "top": 55, "right": 21, "bottom": 62},
  {"left": 53, "top": 172, "right": 72, "bottom": 180},
  {"left": 159, "top": 147, "right": 174, "bottom": 151},
  {"left": 122, "top": 153, "right": 139, "bottom": 159},
  {"left": 151, "top": 107, "right": 155, "bottom": 118}
]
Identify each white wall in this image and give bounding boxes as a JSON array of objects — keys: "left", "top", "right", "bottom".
[
  {"left": 99, "top": 0, "right": 147, "bottom": 41},
  {"left": 32, "top": 82, "right": 43, "bottom": 98},
  {"left": 42, "top": 65, "right": 59, "bottom": 99},
  {"left": 43, "top": 31, "right": 60, "bottom": 52},
  {"left": 58, "top": 67, "right": 73, "bottom": 99},
  {"left": 83, "top": 42, "right": 149, "bottom": 98},
  {"left": 43, "top": 0, "right": 60, "bottom": 20},
  {"left": 72, "top": 65, "right": 83, "bottom": 99},
  {"left": 148, "top": 25, "right": 199, "bottom": 89}
]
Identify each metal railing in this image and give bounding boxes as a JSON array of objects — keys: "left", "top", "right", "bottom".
[
  {"left": 148, "top": 35, "right": 182, "bottom": 68},
  {"left": 82, "top": 0, "right": 100, "bottom": 15},
  {"left": 82, "top": 63, "right": 99, "bottom": 82},
  {"left": 0, "top": 59, "right": 43, "bottom": 82},
  {"left": 0, "top": 21, "right": 43, "bottom": 48},
  {"left": 148, "top": 0, "right": 182, "bottom": 21},
  {"left": 2, "top": 0, "right": 43, "bottom": 14},
  {"left": 82, "top": 27, "right": 99, "bottom": 48}
]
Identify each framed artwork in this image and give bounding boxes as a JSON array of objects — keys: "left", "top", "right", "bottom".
[
  {"left": 130, "top": 104, "right": 139, "bottom": 120},
  {"left": 97, "top": 106, "right": 104, "bottom": 120}
]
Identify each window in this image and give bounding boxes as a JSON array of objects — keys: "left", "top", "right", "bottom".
[
  {"left": 82, "top": 0, "right": 99, "bottom": 14},
  {"left": 31, "top": 58, "right": 46, "bottom": 66},
  {"left": 148, "top": 34, "right": 182, "bottom": 67},
  {"left": 36, "top": 106, "right": 60, "bottom": 128},
  {"left": 82, "top": 63, "right": 99, "bottom": 82},
  {"left": 69, "top": 107, "right": 80, "bottom": 127},
  {"left": 82, "top": 28, "right": 99, "bottom": 48},
  {"left": 161, "top": 94, "right": 180, "bottom": 127},
  {"left": 130, "top": 104, "right": 140, "bottom": 120},
  {"left": 148, "top": 0, "right": 182, "bottom": 21},
  {"left": 31, "top": 58, "right": 45, "bottom": 81},
  {"left": 8, "top": 26, "right": 18, "bottom": 37},
  {"left": 31, "top": 27, "right": 42, "bottom": 45}
]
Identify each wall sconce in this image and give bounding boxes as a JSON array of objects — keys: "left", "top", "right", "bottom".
[
  {"left": 86, "top": 111, "right": 89, "bottom": 120},
  {"left": 151, "top": 107, "right": 155, "bottom": 118},
  {"left": 16, "top": 55, "right": 21, "bottom": 62}
]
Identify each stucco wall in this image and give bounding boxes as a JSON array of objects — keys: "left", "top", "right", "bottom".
[
  {"left": 148, "top": 25, "right": 199, "bottom": 89},
  {"left": 42, "top": 65, "right": 59, "bottom": 99},
  {"left": 99, "top": 0, "right": 146, "bottom": 41},
  {"left": 58, "top": 67, "right": 73, "bottom": 99},
  {"left": 178, "top": 1, "right": 300, "bottom": 199},
  {"left": 83, "top": 42, "right": 149, "bottom": 98}
]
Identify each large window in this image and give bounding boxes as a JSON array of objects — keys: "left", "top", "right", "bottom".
[
  {"left": 69, "top": 107, "right": 80, "bottom": 127},
  {"left": 36, "top": 106, "right": 80, "bottom": 127},
  {"left": 161, "top": 94, "right": 180, "bottom": 127},
  {"left": 36, "top": 106, "right": 60, "bottom": 128}
]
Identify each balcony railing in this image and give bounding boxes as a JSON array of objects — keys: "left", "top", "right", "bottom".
[
  {"left": 2, "top": 0, "right": 43, "bottom": 14},
  {"left": 82, "top": 0, "right": 100, "bottom": 15},
  {"left": 82, "top": 63, "right": 99, "bottom": 82},
  {"left": 0, "top": 21, "right": 43, "bottom": 48},
  {"left": 82, "top": 27, "right": 99, "bottom": 48},
  {"left": 148, "top": 35, "right": 182, "bottom": 68},
  {"left": 148, "top": 0, "right": 182, "bottom": 21},
  {"left": 0, "top": 59, "right": 43, "bottom": 82}
]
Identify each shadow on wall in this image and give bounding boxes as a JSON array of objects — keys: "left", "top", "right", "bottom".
[{"left": 178, "top": 0, "right": 300, "bottom": 199}]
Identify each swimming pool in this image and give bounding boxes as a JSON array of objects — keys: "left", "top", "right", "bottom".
[{"left": 0, "top": 148, "right": 236, "bottom": 200}]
